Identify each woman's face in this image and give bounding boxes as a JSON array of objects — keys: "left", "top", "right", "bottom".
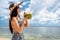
[{"left": 17, "top": 7, "right": 21, "bottom": 14}]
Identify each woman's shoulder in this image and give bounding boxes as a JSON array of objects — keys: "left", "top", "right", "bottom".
[{"left": 12, "top": 17, "right": 17, "bottom": 21}]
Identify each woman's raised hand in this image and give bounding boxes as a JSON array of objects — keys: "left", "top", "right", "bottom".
[{"left": 12, "top": 1, "right": 23, "bottom": 12}]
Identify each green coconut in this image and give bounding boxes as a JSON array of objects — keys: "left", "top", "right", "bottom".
[{"left": 24, "top": 13, "right": 32, "bottom": 19}]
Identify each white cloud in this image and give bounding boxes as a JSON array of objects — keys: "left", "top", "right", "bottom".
[
  {"left": 0, "top": 0, "right": 60, "bottom": 26},
  {"left": 40, "top": 9, "right": 59, "bottom": 24},
  {"left": 44, "top": 0, "right": 56, "bottom": 6},
  {"left": 28, "top": 0, "right": 60, "bottom": 25},
  {"left": 25, "top": 8, "right": 30, "bottom": 12},
  {"left": 4, "top": 16, "right": 9, "bottom": 19},
  {"left": 29, "top": 7, "right": 59, "bottom": 24},
  {"left": 30, "top": 0, "right": 56, "bottom": 11},
  {"left": 0, "top": 15, "right": 9, "bottom": 21},
  {"left": 55, "top": 9, "right": 60, "bottom": 15}
]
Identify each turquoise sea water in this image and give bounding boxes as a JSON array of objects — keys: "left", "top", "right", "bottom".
[{"left": 0, "top": 27, "right": 60, "bottom": 40}]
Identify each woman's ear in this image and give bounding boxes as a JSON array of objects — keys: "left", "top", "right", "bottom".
[{"left": 10, "top": 8, "right": 14, "bottom": 11}]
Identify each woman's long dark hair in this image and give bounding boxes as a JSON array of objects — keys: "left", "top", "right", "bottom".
[
  {"left": 9, "top": 3, "right": 14, "bottom": 10},
  {"left": 9, "top": 6, "right": 19, "bottom": 34}
]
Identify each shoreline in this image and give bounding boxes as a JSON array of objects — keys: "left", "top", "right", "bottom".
[{"left": 0, "top": 38, "right": 10, "bottom": 40}]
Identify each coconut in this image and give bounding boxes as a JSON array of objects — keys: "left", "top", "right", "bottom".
[{"left": 24, "top": 12, "right": 32, "bottom": 19}]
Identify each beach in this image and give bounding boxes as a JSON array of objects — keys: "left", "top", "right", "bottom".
[
  {"left": 0, "top": 27, "right": 60, "bottom": 40},
  {"left": 0, "top": 36, "right": 60, "bottom": 40},
  {"left": 0, "top": 38, "right": 10, "bottom": 40}
]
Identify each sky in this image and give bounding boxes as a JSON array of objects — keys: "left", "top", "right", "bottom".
[{"left": 0, "top": 0, "right": 60, "bottom": 27}]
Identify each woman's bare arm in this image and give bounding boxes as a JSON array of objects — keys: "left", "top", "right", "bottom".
[
  {"left": 25, "top": 20, "right": 30, "bottom": 28},
  {"left": 12, "top": 17, "right": 24, "bottom": 34},
  {"left": 23, "top": 19, "right": 30, "bottom": 28},
  {"left": 18, "top": 1, "right": 23, "bottom": 6}
]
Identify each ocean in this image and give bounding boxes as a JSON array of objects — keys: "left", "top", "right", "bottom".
[{"left": 0, "top": 27, "right": 60, "bottom": 40}]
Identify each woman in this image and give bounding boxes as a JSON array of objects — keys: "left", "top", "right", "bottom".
[
  {"left": 9, "top": 4, "right": 29, "bottom": 40},
  {"left": 9, "top": 1, "right": 23, "bottom": 19},
  {"left": 9, "top": 2, "right": 23, "bottom": 34},
  {"left": 9, "top": 6, "right": 23, "bottom": 40}
]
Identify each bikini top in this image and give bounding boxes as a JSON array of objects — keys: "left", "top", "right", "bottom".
[{"left": 16, "top": 18, "right": 21, "bottom": 25}]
